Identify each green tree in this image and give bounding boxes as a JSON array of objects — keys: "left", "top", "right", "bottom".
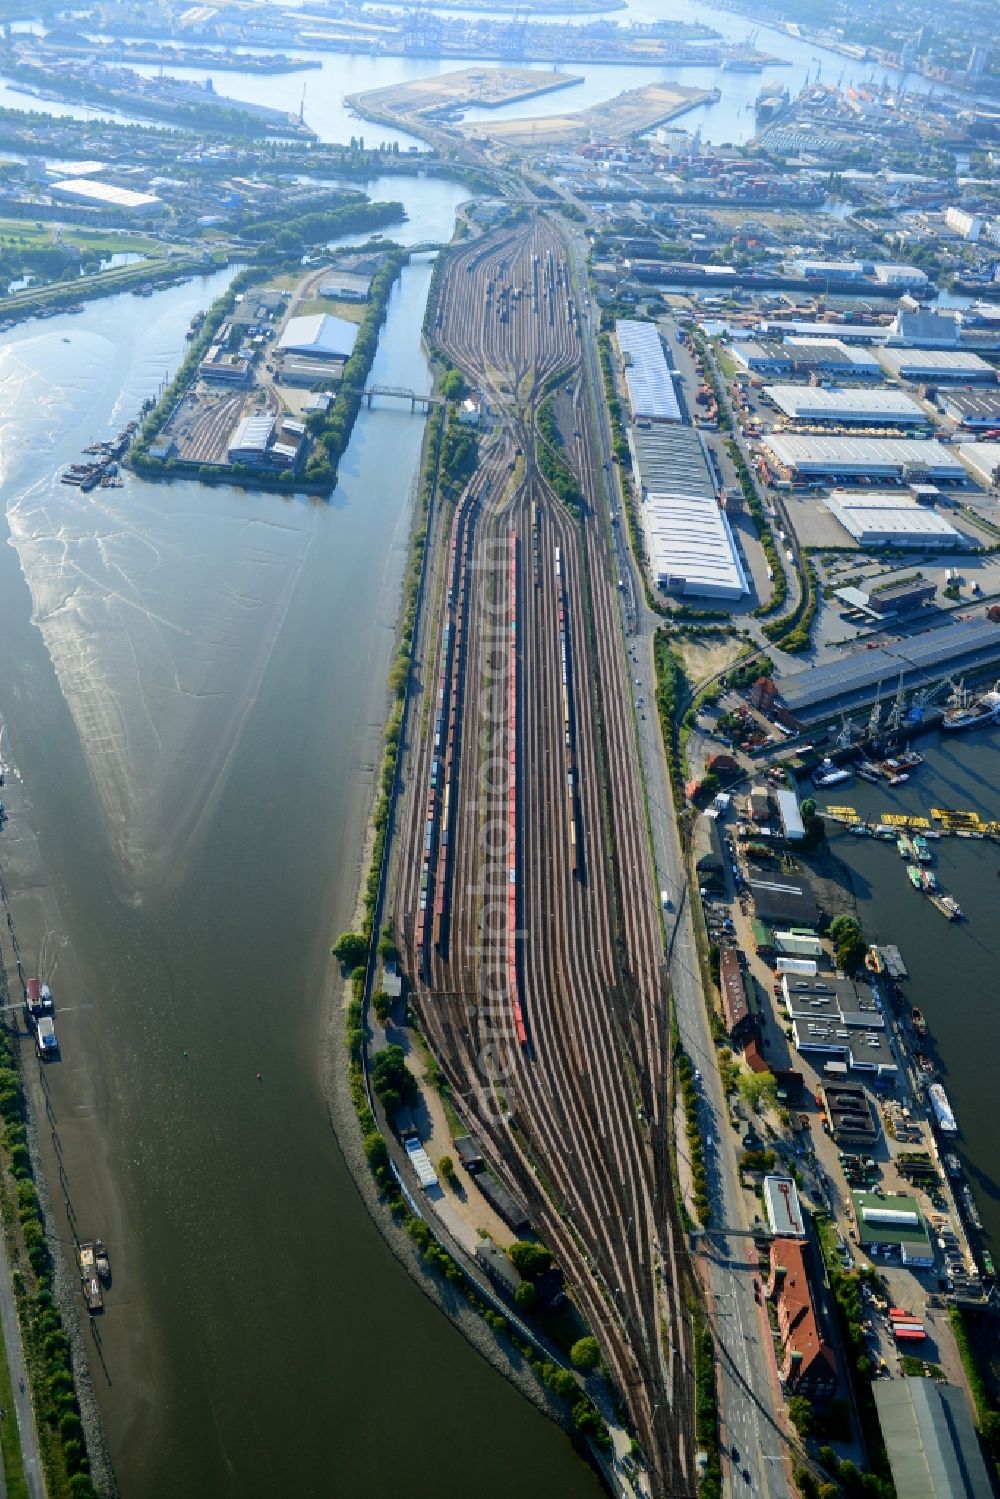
[
  {"left": 439, "top": 1154, "right": 456, "bottom": 1185},
  {"left": 332, "top": 931, "right": 368, "bottom": 968},
  {"left": 979, "top": 1409, "right": 1000, "bottom": 1453},
  {"left": 509, "top": 1241, "right": 553, "bottom": 1280},
  {"left": 788, "top": 1394, "right": 814, "bottom": 1438},
  {"left": 737, "top": 1070, "right": 778, "bottom": 1112},
  {"left": 829, "top": 913, "right": 861, "bottom": 944},
  {"left": 570, "top": 1335, "right": 601, "bottom": 1371},
  {"left": 370, "top": 1044, "right": 417, "bottom": 1114},
  {"left": 372, "top": 989, "right": 391, "bottom": 1025},
  {"left": 514, "top": 1280, "right": 537, "bottom": 1309},
  {"left": 800, "top": 797, "right": 817, "bottom": 819},
  {"left": 440, "top": 368, "right": 464, "bottom": 400}
]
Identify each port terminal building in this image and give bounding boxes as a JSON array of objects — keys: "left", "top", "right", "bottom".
[
  {"left": 777, "top": 618, "right": 1000, "bottom": 727},
  {"left": 629, "top": 423, "right": 747, "bottom": 600}
]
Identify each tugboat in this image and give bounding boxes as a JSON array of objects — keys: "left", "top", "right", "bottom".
[
  {"left": 812, "top": 756, "right": 852, "bottom": 787},
  {"left": 911, "top": 1006, "right": 928, "bottom": 1039},
  {"left": 95, "top": 1241, "right": 110, "bottom": 1283}
]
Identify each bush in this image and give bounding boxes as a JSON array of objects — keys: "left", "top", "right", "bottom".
[
  {"left": 332, "top": 932, "right": 368, "bottom": 969},
  {"left": 509, "top": 1241, "right": 553, "bottom": 1280},
  {"left": 570, "top": 1335, "right": 600, "bottom": 1371}
]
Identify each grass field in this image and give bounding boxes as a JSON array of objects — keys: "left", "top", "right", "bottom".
[{"left": 0, "top": 218, "right": 165, "bottom": 257}]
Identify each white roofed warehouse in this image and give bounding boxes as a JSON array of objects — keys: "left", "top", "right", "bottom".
[
  {"left": 763, "top": 386, "right": 927, "bottom": 426},
  {"left": 761, "top": 435, "right": 966, "bottom": 483},
  {"left": 278, "top": 313, "right": 358, "bottom": 361},
  {"left": 615, "top": 319, "right": 680, "bottom": 422},
  {"left": 878, "top": 347, "right": 996, "bottom": 383},
  {"left": 824, "top": 491, "right": 965, "bottom": 549},
  {"left": 629, "top": 424, "right": 747, "bottom": 601}
]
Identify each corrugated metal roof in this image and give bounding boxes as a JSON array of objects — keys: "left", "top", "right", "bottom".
[
  {"left": 764, "top": 386, "right": 925, "bottom": 423},
  {"left": 615, "top": 319, "right": 681, "bottom": 421},
  {"left": 780, "top": 618, "right": 1000, "bottom": 717},
  {"left": 874, "top": 1378, "right": 994, "bottom": 1499},
  {"left": 762, "top": 434, "right": 964, "bottom": 477}
]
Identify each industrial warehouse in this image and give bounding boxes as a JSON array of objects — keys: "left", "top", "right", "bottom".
[
  {"left": 615, "top": 318, "right": 681, "bottom": 422},
  {"left": 732, "top": 339, "right": 882, "bottom": 377},
  {"left": 760, "top": 434, "right": 966, "bottom": 482},
  {"left": 938, "top": 388, "right": 1000, "bottom": 428},
  {"left": 823, "top": 491, "right": 965, "bottom": 549},
  {"left": 958, "top": 443, "right": 1000, "bottom": 486},
  {"left": 629, "top": 422, "right": 746, "bottom": 600},
  {"left": 877, "top": 347, "right": 997, "bottom": 382},
  {"left": 277, "top": 312, "right": 358, "bottom": 361},
  {"left": 777, "top": 617, "right": 1000, "bottom": 726},
  {"left": 763, "top": 386, "right": 927, "bottom": 426}
]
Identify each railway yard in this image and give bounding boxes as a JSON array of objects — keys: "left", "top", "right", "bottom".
[{"left": 389, "top": 216, "right": 692, "bottom": 1492}]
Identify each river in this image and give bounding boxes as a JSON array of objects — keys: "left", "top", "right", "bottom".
[
  {"left": 817, "top": 729, "right": 1000, "bottom": 1257},
  {"left": 0, "top": 172, "right": 600, "bottom": 1496}
]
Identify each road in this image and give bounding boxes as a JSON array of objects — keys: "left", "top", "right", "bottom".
[{"left": 566, "top": 229, "right": 795, "bottom": 1499}]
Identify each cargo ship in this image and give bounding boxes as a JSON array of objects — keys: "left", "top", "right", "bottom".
[
  {"left": 920, "top": 869, "right": 938, "bottom": 892},
  {"left": 911, "top": 1006, "right": 928, "bottom": 1039},
  {"left": 913, "top": 834, "right": 932, "bottom": 864},
  {"left": 907, "top": 864, "right": 923, "bottom": 890},
  {"left": 944, "top": 1152, "right": 962, "bottom": 1178},
  {"left": 941, "top": 682, "right": 1000, "bottom": 731},
  {"left": 897, "top": 835, "right": 914, "bottom": 859},
  {"left": 927, "top": 1082, "right": 958, "bottom": 1134}
]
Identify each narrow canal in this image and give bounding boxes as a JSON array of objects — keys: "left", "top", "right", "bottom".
[{"left": 0, "top": 177, "right": 601, "bottom": 1495}]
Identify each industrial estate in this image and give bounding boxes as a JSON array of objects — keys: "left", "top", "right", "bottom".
[{"left": 1, "top": 0, "right": 1000, "bottom": 1497}]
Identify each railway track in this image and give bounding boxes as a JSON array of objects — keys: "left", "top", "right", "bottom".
[{"left": 392, "top": 215, "right": 692, "bottom": 1495}]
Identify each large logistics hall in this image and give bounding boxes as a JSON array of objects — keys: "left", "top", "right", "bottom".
[
  {"left": 761, "top": 434, "right": 966, "bottom": 482},
  {"left": 278, "top": 313, "right": 358, "bottom": 360},
  {"left": 958, "top": 443, "right": 1000, "bottom": 486},
  {"left": 630, "top": 424, "right": 747, "bottom": 600},
  {"left": 778, "top": 618, "right": 1000, "bottom": 726},
  {"left": 615, "top": 319, "right": 681, "bottom": 422},
  {"left": 823, "top": 491, "right": 964, "bottom": 548},
  {"left": 878, "top": 347, "right": 996, "bottom": 382},
  {"left": 763, "top": 386, "right": 926, "bottom": 425}
]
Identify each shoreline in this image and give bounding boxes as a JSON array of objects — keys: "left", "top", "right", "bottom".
[{"left": 0, "top": 749, "right": 121, "bottom": 1496}]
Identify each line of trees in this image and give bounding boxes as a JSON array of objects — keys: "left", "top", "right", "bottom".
[
  {"left": 0, "top": 1029, "right": 100, "bottom": 1497},
  {"left": 302, "top": 248, "right": 408, "bottom": 489}
]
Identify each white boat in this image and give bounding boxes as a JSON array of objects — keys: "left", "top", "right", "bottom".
[
  {"left": 941, "top": 683, "right": 1000, "bottom": 731},
  {"left": 928, "top": 1082, "right": 958, "bottom": 1134},
  {"left": 812, "top": 757, "right": 852, "bottom": 787}
]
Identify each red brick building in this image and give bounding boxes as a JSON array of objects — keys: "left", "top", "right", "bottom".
[{"left": 766, "top": 1239, "right": 838, "bottom": 1400}]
